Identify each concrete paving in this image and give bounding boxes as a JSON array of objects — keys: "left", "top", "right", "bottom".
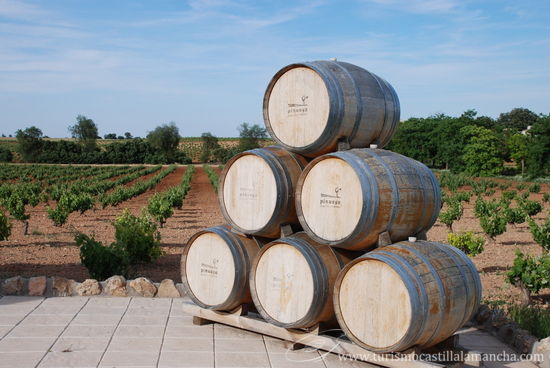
[{"left": 0, "top": 296, "right": 541, "bottom": 368}]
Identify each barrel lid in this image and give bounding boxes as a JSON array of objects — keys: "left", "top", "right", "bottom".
[
  {"left": 222, "top": 154, "right": 277, "bottom": 232},
  {"left": 266, "top": 66, "right": 329, "bottom": 148},
  {"left": 185, "top": 232, "right": 236, "bottom": 307},
  {"left": 254, "top": 242, "right": 314, "bottom": 324},
  {"left": 299, "top": 157, "right": 363, "bottom": 242},
  {"left": 338, "top": 258, "right": 412, "bottom": 349}
]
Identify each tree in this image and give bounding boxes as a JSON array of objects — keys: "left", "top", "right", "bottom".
[
  {"left": 16, "top": 126, "right": 44, "bottom": 162},
  {"left": 200, "top": 132, "right": 220, "bottom": 163},
  {"left": 238, "top": 123, "right": 267, "bottom": 151},
  {"left": 124, "top": 132, "right": 133, "bottom": 139},
  {"left": 498, "top": 108, "right": 539, "bottom": 132},
  {"left": 69, "top": 115, "right": 98, "bottom": 151},
  {"left": 525, "top": 115, "right": 550, "bottom": 178},
  {"left": 508, "top": 133, "right": 528, "bottom": 175},
  {"left": 104, "top": 133, "right": 117, "bottom": 139},
  {"left": 461, "top": 125, "right": 503, "bottom": 176},
  {"left": 146, "top": 122, "right": 181, "bottom": 159}
]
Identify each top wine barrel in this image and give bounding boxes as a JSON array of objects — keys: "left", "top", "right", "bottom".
[
  {"left": 219, "top": 146, "right": 308, "bottom": 238},
  {"left": 263, "top": 60, "right": 400, "bottom": 157},
  {"left": 296, "top": 148, "right": 441, "bottom": 250}
]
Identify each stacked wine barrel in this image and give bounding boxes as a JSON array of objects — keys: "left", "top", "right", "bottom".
[{"left": 181, "top": 60, "right": 481, "bottom": 353}]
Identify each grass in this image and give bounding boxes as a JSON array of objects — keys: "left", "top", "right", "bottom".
[{"left": 508, "top": 304, "right": 550, "bottom": 339}]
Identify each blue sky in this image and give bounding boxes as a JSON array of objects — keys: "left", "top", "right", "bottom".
[{"left": 1, "top": 0, "right": 549, "bottom": 138}]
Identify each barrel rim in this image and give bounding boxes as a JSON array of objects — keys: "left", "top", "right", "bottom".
[
  {"left": 181, "top": 226, "right": 247, "bottom": 311},
  {"left": 249, "top": 235, "right": 329, "bottom": 328},
  {"left": 218, "top": 146, "right": 289, "bottom": 237}
]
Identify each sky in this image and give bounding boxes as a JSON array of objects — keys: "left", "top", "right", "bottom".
[{"left": 0, "top": 0, "right": 549, "bottom": 138}]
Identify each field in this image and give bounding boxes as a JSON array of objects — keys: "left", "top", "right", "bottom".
[{"left": 0, "top": 163, "right": 549, "bottom": 307}]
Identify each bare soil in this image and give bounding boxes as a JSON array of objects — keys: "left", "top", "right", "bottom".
[
  {"left": 1, "top": 170, "right": 549, "bottom": 306},
  {"left": 0, "top": 167, "right": 223, "bottom": 283}
]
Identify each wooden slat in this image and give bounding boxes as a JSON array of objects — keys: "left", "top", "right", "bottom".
[{"left": 181, "top": 300, "right": 446, "bottom": 368}]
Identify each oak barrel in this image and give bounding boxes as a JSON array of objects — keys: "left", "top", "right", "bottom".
[
  {"left": 181, "top": 225, "right": 264, "bottom": 311},
  {"left": 334, "top": 240, "right": 481, "bottom": 353},
  {"left": 296, "top": 148, "right": 441, "bottom": 250},
  {"left": 263, "top": 60, "right": 400, "bottom": 157},
  {"left": 219, "top": 146, "right": 308, "bottom": 238},
  {"left": 249, "top": 233, "right": 354, "bottom": 329}
]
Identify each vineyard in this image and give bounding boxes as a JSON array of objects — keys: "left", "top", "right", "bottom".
[{"left": 0, "top": 163, "right": 549, "bottom": 310}]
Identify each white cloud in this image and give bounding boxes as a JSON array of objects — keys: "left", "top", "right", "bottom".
[
  {"left": 0, "top": 0, "right": 49, "bottom": 20},
  {"left": 365, "top": 0, "right": 458, "bottom": 14}
]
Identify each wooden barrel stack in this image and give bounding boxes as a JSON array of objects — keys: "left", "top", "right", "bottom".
[{"left": 181, "top": 60, "right": 481, "bottom": 354}]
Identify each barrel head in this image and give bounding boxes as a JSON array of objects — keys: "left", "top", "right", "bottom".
[
  {"left": 253, "top": 243, "right": 314, "bottom": 324},
  {"left": 221, "top": 154, "right": 277, "bottom": 232},
  {"left": 266, "top": 67, "right": 329, "bottom": 148},
  {"left": 337, "top": 259, "right": 412, "bottom": 350},
  {"left": 299, "top": 157, "right": 363, "bottom": 242},
  {"left": 185, "top": 232, "right": 236, "bottom": 307}
]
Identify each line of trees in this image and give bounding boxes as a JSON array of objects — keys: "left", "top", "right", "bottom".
[
  {"left": 387, "top": 108, "right": 549, "bottom": 178},
  {"left": 200, "top": 122, "right": 268, "bottom": 164},
  {"left": 13, "top": 117, "right": 190, "bottom": 164}
]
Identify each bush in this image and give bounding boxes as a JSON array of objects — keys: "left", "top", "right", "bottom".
[
  {"left": 502, "top": 190, "right": 517, "bottom": 201},
  {"left": 0, "top": 147, "right": 13, "bottom": 162},
  {"left": 516, "top": 183, "right": 527, "bottom": 191},
  {"left": 454, "top": 191, "right": 472, "bottom": 203},
  {"left": 527, "top": 215, "right": 550, "bottom": 253},
  {"left": 439, "top": 198, "right": 463, "bottom": 232},
  {"left": 503, "top": 206, "right": 526, "bottom": 226},
  {"left": 77, "top": 233, "right": 128, "bottom": 279},
  {"left": 498, "top": 182, "right": 511, "bottom": 190},
  {"left": 507, "top": 251, "right": 550, "bottom": 305},
  {"left": 447, "top": 231, "right": 484, "bottom": 256},
  {"left": 543, "top": 193, "right": 550, "bottom": 203},
  {"left": 508, "top": 305, "right": 550, "bottom": 339},
  {"left": 528, "top": 183, "right": 541, "bottom": 193},
  {"left": 203, "top": 165, "right": 219, "bottom": 193},
  {"left": 113, "top": 209, "right": 162, "bottom": 264},
  {"left": 147, "top": 193, "right": 173, "bottom": 228},
  {"left": 439, "top": 172, "right": 471, "bottom": 191},
  {"left": 479, "top": 209, "right": 507, "bottom": 241},
  {"left": 0, "top": 211, "right": 11, "bottom": 240},
  {"left": 518, "top": 198, "right": 542, "bottom": 217}
]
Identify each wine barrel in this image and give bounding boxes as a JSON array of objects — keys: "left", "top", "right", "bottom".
[
  {"left": 219, "top": 146, "right": 308, "bottom": 238},
  {"left": 181, "top": 225, "right": 265, "bottom": 311},
  {"left": 334, "top": 241, "right": 481, "bottom": 353},
  {"left": 296, "top": 148, "right": 441, "bottom": 250},
  {"left": 263, "top": 60, "right": 400, "bottom": 157},
  {"left": 249, "top": 233, "right": 355, "bottom": 329}
]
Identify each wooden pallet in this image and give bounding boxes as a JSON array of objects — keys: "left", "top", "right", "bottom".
[{"left": 182, "top": 300, "right": 468, "bottom": 368}]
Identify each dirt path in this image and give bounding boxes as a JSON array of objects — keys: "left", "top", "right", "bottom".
[{"left": 132, "top": 167, "right": 224, "bottom": 281}]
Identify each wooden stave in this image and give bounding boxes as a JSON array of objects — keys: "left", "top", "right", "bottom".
[
  {"left": 262, "top": 60, "right": 400, "bottom": 158},
  {"left": 181, "top": 225, "right": 264, "bottom": 311},
  {"left": 218, "top": 146, "right": 308, "bottom": 238},
  {"left": 249, "top": 232, "right": 353, "bottom": 329},
  {"left": 333, "top": 240, "right": 481, "bottom": 353},
  {"left": 296, "top": 148, "right": 441, "bottom": 250}
]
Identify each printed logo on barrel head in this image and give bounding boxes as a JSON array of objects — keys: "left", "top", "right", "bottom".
[
  {"left": 287, "top": 95, "right": 309, "bottom": 116},
  {"left": 320, "top": 187, "right": 341, "bottom": 208},
  {"left": 239, "top": 186, "right": 258, "bottom": 200},
  {"left": 200, "top": 258, "right": 219, "bottom": 277}
]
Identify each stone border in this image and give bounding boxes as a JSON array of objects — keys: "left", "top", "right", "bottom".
[
  {"left": 474, "top": 304, "right": 549, "bottom": 368},
  {"left": 0, "top": 275, "right": 185, "bottom": 298}
]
